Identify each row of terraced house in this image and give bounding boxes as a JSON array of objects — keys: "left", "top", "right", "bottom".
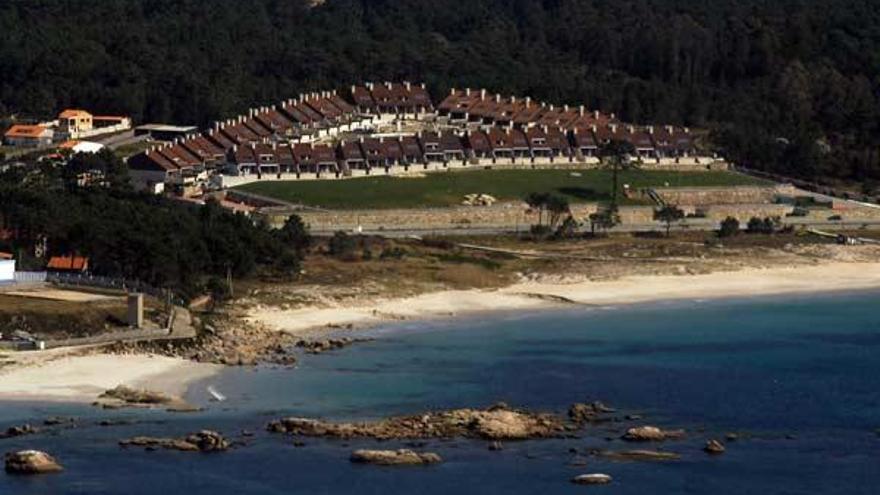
[{"left": 127, "top": 82, "right": 700, "bottom": 195}]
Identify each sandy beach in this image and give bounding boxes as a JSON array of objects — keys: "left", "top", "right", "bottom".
[
  {"left": 248, "top": 261, "right": 880, "bottom": 335},
  {"left": 2, "top": 260, "right": 878, "bottom": 404},
  {"left": 0, "top": 351, "right": 220, "bottom": 403}
]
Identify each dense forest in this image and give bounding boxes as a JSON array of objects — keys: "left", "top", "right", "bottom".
[{"left": 1, "top": 0, "right": 879, "bottom": 184}]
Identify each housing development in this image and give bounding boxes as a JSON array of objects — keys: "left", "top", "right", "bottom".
[{"left": 126, "top": 82, "right": 705, "bottom": 195}]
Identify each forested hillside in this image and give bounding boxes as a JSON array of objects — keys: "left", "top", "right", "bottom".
[{"left": 1, "top": 0, "right": 879, "bottom": 184}]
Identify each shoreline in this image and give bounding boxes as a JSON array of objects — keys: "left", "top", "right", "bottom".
[
  {"left": 2, "top": 260, "right": 879, "bottom": 405},
  {"left": 248, "top": 261, "right": 880, "bottom": 336}
]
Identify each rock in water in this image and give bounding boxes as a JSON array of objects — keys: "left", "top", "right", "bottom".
[
  {"left": 571, "top": 473, "right": 613, "bottom": 485},
  {"left": 119, "top": 430, "right": 229, "bottom": 452},
  {"left": 4, "top": 450, "right": 63, "bottom": 474},
  {"left": 349, "top": 449, "right": 442, "bottom": 465},
  {"left": 568, "top": 402, "right": 614, "bottom": 423},
  {"left": 622, "top": 426, "right": 685, "bottom": 442},
  {"left": 704, "top": 439, "right": 725, "bottom": 454},
  {"left": 0, "top": 424, "right": 38, "bottom": 439},
  {"left": 597, "top": 449, "right": 680, "bottom": 461},
  {"left": 184, "top": 431, "right": 230, "bottom": 452},
  {"left": 488, "top": 441, "right": 503, "bottom": 451}
]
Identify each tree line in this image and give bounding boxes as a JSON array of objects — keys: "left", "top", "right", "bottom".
[
  {"left": 0, "top": 157, "right": 309, "bottom": 298},
  {"left": 1, "top": 0, "right": 879, "bottom": 185}
]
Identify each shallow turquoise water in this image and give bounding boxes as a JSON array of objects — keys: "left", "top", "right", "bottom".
[{"left": 2, "top": 290, "right": 879, "bottom": 494}]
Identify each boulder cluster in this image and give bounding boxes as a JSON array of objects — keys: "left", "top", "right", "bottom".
[
  {"left": 295, "top": 337, "right": 369, "bottom": 355},
  {"left": 461, "top": 193, "right": 498, "bottom": 206},
  {"left": 267, "top": 403, "right": 566, "bottom": 441}
]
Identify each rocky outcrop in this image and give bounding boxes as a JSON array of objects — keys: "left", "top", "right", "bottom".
[
  {"left": 350, "top": 449, "right": 442, "bottom": 465},
  {"left": 622, "top": 426, "right": 685, "bottom": 442},
  {"left": 94, "top": 385, "right": 198, "bottom": 412},
  {"left": 568, "top": 402, "right": 615, "bottom": 423},
  {"left": 0, "top": 424, "right": 38, "bottom": 439},
  {"left": 267, "top": 404, "right": 565, "bottom": 441},
  {"left": 4, "top": 450, "right": 63, "bottom": 474},
  {"left": 596, "top": 449, "right": 680, "bottom": 461},
  {"left": 120, "top": 430, "right": 229, "bottom": 452},
  {"left": 295, "top": 337, "right": 371, "bottom": 355},
  {"left": 571, "top": 473, "right": 613, "bottom": 485},
  {"left": 703, "top": 439, "right": 725, "bottom": 454},
  {"left": 97, "top": 385, "right": 172, "bottom": 406}
]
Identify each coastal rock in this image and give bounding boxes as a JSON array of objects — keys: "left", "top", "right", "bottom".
[
  {"left": 597, "top": 449, "right": 680, "bottom": 461},
  {"left": 349, "top": 449, "right": 442, "bottom": 465},
  {"left": 622, "top": 426, "right": 684, "bottom": 442},
  {"left": 571, "top": 473, "right": 613, "bottom": 485},
  {"left": 95, "top": 385, "right": 197, "bottom": 412},
  {"left": 4, "top": 450, "right": 63, "bottom": 474},
  {"left": 267, "top": 406, "right": 565, "bottom": 441},
  {"left": 120, "top": 430, "right": 229, "bottom": 452},
  {"left": 295, "top": 338, "right": 370, "bottom": 355},
  {"left": 97, "top": 385, "right": 172, "bottom": 406},
  {"left": 569, "top": 402, "right": 615, "bottom": 423},
  {"left": 703, "top": 439, "right": 725, "bottom": 454},
  {"left": 0, "top": 424, "right": 38, "bottom": 439}
]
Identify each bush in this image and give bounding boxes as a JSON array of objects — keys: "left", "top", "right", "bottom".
[
  {"left": 718, "top": 217, "right": 740, "bottom": 237},
  {"left": 529, "top": 224, "right": 553, "bottom": 238},
  {"left": 328, "top": 231, "right": 357, "bottom": 259},
  {"left": 379, "top": 246, "right": 408, "bottom": 260}
]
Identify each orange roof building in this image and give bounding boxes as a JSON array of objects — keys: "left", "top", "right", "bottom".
[
  {"left": 46, "top": 255, "right": 89, "bottom": 272},
  {"left": 3, "top": 124, "right": 53, "bottom": 147}
]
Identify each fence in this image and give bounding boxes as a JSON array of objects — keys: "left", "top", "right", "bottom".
[
  {"left": 13, "top": 271, "right": 47, "bottom": 283},
  {"left": 8, "top": 271, "right": 184, "bottom": 305}
]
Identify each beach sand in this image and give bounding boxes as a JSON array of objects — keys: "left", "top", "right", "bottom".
[
  {"left": 0, "top": 352, "right": 219, "bottom": 402},
  {"left": 2, "top": 261, "right": 878, "bottom": 403},
  {"left": 248, "top": 261, "right": 880, "bottom": 335}
]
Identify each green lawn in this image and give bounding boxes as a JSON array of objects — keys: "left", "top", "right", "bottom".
[{"left": 236, "top": 169, "right": 770, "bottom": 209}]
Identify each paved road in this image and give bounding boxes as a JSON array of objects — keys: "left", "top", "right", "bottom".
[{"left": 309, "top": 219, "right": 880, "bottom": 238}]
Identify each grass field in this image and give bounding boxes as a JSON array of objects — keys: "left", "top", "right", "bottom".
[{"left": 236, "top": 169, "right": 770, "bottom": 209}]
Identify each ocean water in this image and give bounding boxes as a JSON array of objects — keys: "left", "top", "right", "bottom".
[{"left": 1, "top": 290, "right": 879, "bottom": 494}]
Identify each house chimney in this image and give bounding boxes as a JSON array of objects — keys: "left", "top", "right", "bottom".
[
  {"left": 495, "top": 94, "right": 501, "bottom": 103},
  {"left": 591, "top": 125, "right": 597, "bottom": 133},
  {"left": 579, "top": 105, "right": 585, "bottom": 116},
  {"left": 451, "top": 87, "right": 456, "bottom": 95},
  {"left": 232, "top": 144, "right": 238, "bottom": 152},
  {"left": 684, "top": 127, "right": 690, "bottom": 133},
  {"left": 511, "top": 96, "right": 516, "bottom": 104},
  {"left": 480, "top": 89, "right": 487, "bottom": 100},
  {"left": 351, "top": 85, "right": 357, "bottom": 95},
  {"left": 405, "top": 82, "right": 411, "bottom": 91},
  {"left": 525, "top": 96, "right": 531, "bottom": 107},
  {"left": 420, "top": 83, "right": 426, "bottom": 89},
  {"left": 628, "top": 125, "right": 635, "bottom": 134},
  {"left": 564, "top": 105, "right": 569, "bottom": 113},
  {"left": 549, "top": 104, "right": 555, "bottom": 111},
  {"left": 647, "top": 126, "right": 654, "bottom": 134},
  {"left": 594, "top": 110, "right": 600, "bottom": 119},
  {"left": 666, "top": 125, "right": 673, "bottom": 134},
  {"left": 610, "top": 124, "right": 617, "bottom": 133},
  {"left": 272, "top": 142, "right": 277, "bottom": 150},
  {"left": 465, "top": 88, "right": 471, "bottom": 96}
]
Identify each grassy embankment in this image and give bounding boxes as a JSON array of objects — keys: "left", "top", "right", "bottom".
[{"left": 235, "top": 169, "right": 769, "bottom": 210}]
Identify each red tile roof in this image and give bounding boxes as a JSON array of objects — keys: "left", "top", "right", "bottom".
[{"left": 47, "top": 255, "right": 89, "bottom": 272}]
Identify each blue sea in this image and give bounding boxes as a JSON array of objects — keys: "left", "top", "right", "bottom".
[{"left": 2, "top": 290, "right": 879, "bottom": 494}]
